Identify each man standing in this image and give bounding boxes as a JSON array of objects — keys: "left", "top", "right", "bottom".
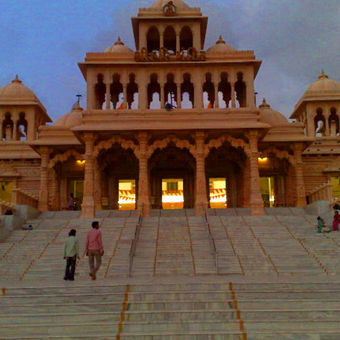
[
  {"left": 85, "top": 221, "right": 104, "bottom": 280},
  {"left": 63, "top": 229, "right": 79, "bottom": 281}
]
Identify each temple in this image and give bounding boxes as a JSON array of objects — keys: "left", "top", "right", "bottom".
[{"left": 0, "top": 0, "right": 339, "bottom": 218}]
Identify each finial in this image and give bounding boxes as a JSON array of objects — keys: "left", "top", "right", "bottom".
[
  {"left": 318, "top": 69, "right": 328, "bottom": 79},
  {"left": 12, "top": 75, "right": 22, "bottom": 84},
  {"left": 216, "top": 35, "right": 225, "bottom": 44},
  {"left": 114, "top": 36, "right": 124, "bottom": 46},
  {"left": 259, "top": 97, "right": 270, "bottom": 109},
  {"left": 72, "top": 94, "right": 83, "bottom": 110},
  {"left": 76, "top": 94, "right": 82, "bottom": 104}
]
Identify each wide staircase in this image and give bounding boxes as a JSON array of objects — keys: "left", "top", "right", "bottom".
[{"left": 1, "top": 208, "right": 340, "bottom": 338}]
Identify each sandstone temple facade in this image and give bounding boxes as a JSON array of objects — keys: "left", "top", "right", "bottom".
[{"left": 0, "top": 0, "right": 339, "bottom": 218}]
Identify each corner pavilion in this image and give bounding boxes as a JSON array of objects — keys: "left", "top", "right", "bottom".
[{"left": 0, "top": 0, "right": 339, "bottom": 218}]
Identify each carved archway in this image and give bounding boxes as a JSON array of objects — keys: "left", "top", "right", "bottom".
[
  {"left": 204, "top": 135, "right": 250, "bottom": 157},
  {"left": 48, "top": 150, "right": 82, "bottom": 168},
  {"left": 94, "top": 137, "right": 138, "bottom": 158}
]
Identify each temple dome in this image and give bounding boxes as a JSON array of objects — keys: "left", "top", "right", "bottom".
[
  {"left": 303, "top": 71, "right": 340, "bottom": 98},
  {"left": 0, "top": 76, "right": 38, "bottom": 101},
  {"left": 259, "top": 98, "right": 288, "bottom": 127},
  {"left": 55, "top": 102, "right": 83, "bottom": 129},
  {"left": 150, "top": 0, "right": 190, "bottom": 10},
  {"left": 206, "top": 36, "right": 236, "bottom": 56},
  {"left": 104, "top": 37, "right": 134, "bottom": 56}
]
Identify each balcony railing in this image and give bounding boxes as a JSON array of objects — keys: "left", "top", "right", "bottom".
[{"left": 135, "top": 47, "right": 206, "bottom": 62}]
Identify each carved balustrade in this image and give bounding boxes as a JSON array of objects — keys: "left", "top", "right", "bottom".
[
  {"left": 307, "top": 181, "right": 333, "bottom": 204},
  {"left": 0, "top": 199, "right": 16, "bottom": 215},
  {"left": 11, "top": 188, "right": 39, "bottom": 209}
]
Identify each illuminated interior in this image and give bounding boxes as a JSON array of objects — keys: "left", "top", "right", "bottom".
[
  {"left": 260, "top": 176, "right": 275, "bottom": 207},
  {"left": 68, "top": 179, "right": 84, "bottom": 209},
  {"left": 0, "top": 181, "right": 13, "bottom": 203},
  {"left": 209, "top": 178, "right": 227, "bottom": 209},
  {"left": 331, "top": 176, "right": 340, "bottom": 198},
  {"left": 119, "top": 179, "right": 136, "bottom": 210},
  {"left": 162, "top": 178, "right": 184, "bottom": 209}
]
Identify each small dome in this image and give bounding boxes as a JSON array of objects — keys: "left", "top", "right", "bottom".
[
  {"left": 0, "top": 76, "right": 38, "bottom": 101},
  {"left": 55, "top": 102, "right": 83, "bottom": 129},
  {"left": 150, "top": 0, "right": 190, "bottom": 10},
  {"left": 303, "top": 71, "right": 340, "bottom": 98},
  {"left": 259, "top": 98, "right": 288, "bottom": 127},
  {"left": 104, "top": 37, "right": 134, "bottom": 56},
  {"left": 207, "top": 36, "right": 236, "bottom": 55}
]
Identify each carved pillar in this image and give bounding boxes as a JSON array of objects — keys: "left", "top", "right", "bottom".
[
  {"left": 293, "top": 144, "right": 306, "bottom": 207},
  {"left": 0, "top": 115, "right": 3, "bottom": 140},
  {"left": 245, "top": 70, "right": 255, "bottom": 108},
  {"left": 123, "top": 84, "right": 128, "bottom": 110},
  {"left": 160, "top": 81, "right": 165, "bottom": 109},
  {"left": 230, "top": 73, "right": 236, "bottom": 108},
  {"left": 176, "top": 83, "right": 182, "bottom": 108},
  {"left": 105, "top": 74, "right": 111, "bottom": 110},
  {"left": 139, "top": 73, "right": 147, "bottom": 110},
  {"left": 27, "top": 110, "right": 36, "bottom": 141},
  {"left": 137, "top": 132, "right": 150, "bottom": 216},
  {"left": 160, "top": 28, "right": 164, "bottom": 49},
  {"left": 214, "top": 72, "right": 219, "bottom": 108},
  {"left": 38, "top": 147, "right": 50, "bottom": 211},
  {"left": 94, "top": 160, "right": 102, "bottom": 210},
  {"left": 176, "top": 33, "right": 180, "bottom": 53},
  {"left": 12, "top": 112, "right": 18, "bottom": 141},
  {"left": 195, "top": 132, "right": 208, "bottom": 215},
  {"left": 248, "top": 131, "right": 264, "bottom": 215},
  {"left": 325, "top": 113, "right": 330, "bottom": 136},
  {"left": 82, "top": 133, "right": 95, "bottom": 218}
]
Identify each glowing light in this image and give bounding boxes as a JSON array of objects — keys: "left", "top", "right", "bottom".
[
  {"left": 162, "top": 195, "right": 184, "bottom": 203},
  {"left": 258, "top": 157, "right": 268, "bottom": 162},
  {"left": 76, "top": 160, "right": 85, "bottom": 165}
]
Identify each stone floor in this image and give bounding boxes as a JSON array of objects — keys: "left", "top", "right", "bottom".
[{"left": 0, "top": 208, "right": 340, "bottom": 339}]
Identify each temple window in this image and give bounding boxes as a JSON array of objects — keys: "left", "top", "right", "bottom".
[
  {"left": 203, "top": 73, "right": 215, "bottom": 109},
  {"left": 127, "top": 73, "right": 138, "bottom": 109},
  {"left": 181, "top": 73, "right": 194, "bottom": 108},
  {"left": 180, "top": 26, "right": 193, "bottom": 52},
  {"left": 148, "top": 73, "right": 161, "bottom": 109},
  {"left": 17, "top": 112, "right": 28, "bottom": 141},
  {"left": 329, "top": 107, "right": 339, "bottom": 136},
  {"left": 147, "top": 26, "right": 160, "bottom": 52},
  {"left": 235, "top": 72, "right": 246, "bottom": 108},
  {"left": 110, "top": 73, "right": 123, "bottom": 110},
  {"left": 2, "top": 113, "right": 13, "bottom": 141},
  {"left": 218, "top": 72, "right": 231, "bottom": 108},
  {"left": 314, "top": 108, "right": 326, "bottom": 137},
  {"left": 164, "top": 73, "right": 177, "bottom": 108},
  {"left": 163, "top": 26, "right": 176, "bottom": 54},
  {"left": 94, "top": 74, "right": 106, "bottom": 109}
]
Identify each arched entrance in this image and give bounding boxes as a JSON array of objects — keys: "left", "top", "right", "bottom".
[
  {"left": 205, "top": 141, "right": 247, "bottom": 208},
  {"left": 98, "top": 144, "right": 138, "bottom": 210},
  {"left": 149, "top": 145, "right": 195, "bottom": 209}
]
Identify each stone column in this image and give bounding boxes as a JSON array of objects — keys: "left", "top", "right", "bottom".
[
  {"left": 325, "top": 113, "right": 330, "bottom": 136},
  {"left": 82, "top": 133, "right": 95, "bottom": 218},
  {"left": 160, "top": 81, "right": 165, "bottom": 109},
  {"left": 105, "top": 74, "right": 111, "bottom": 110},
  {"left": 214, "top": 72, "right": 219, "bottom": 108},
  {"left": 50, "top": 167, "right": 60, "bottom": 211},
  {"left": 293, "top": 144, "right": 306, "bottom": 207},
  {"left": 0, "top": 114, "right": 3, "bottom": 140},
  {"left": 123, "top": 84, "right": 128, "bottom": 110},
  {"left": 38, "top": 147, "right": 50, "bottom": 211},
  {"left": 176, "top": 83, "right": 182, "bottom": 108},
  {"left": 245, "top": 70, "right": 255, "bottom": 108},
  {"left": 12, "top": 112, "right": 18, "bottom": 141},
  {"left": 27, "top": 110, "right": 36, "bottom": 141},
  {"left": 94, "top": 160, "right": 102, "bottom": 210},
  {"left": 176, "top": 33, "right": 180, "bottom": 53},
  {"left": 248, "top": 131, "right": 264, "bottom": 215},
  {"left": 194, "top": 132, "right": 208, "bottom": 215},
  {"left": 138, "top": 72, "right": 147, "bottom": 110},
  {"left": 137, "top": 132, "right": 150, "bottom": 216},
  {"left": 230, "top": 73, "right": 236, "bottom": 108},
  {"left": 160, "top": 28, "right": 164, "bottom": 49}
]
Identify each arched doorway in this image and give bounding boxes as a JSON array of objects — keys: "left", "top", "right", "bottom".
[
  {"left": 98, "top": 144, "right": 138, "bottom": 210},
  {"left": 205, "top": 141, "right": 247, "bottom": 208},
  {"left": 149, "top": 145, "right": 195, "bottom": 209}
]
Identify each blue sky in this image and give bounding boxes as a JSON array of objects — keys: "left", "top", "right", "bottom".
[{"left": 0, "top": 0, "right": 339, "bottom": 120}]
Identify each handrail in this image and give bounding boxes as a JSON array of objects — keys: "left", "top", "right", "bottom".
[
  {"left": 307, "top": 181, "right": 333, "bottom": 204},
  {"left": 128, "top": 206, "right": 143, "bottom": 277},
  {"left": 202, "top": 205, "right": 218, "bottom": 274},
  {"left": 11, "top": 188, "right": 39, "bottom": 209}
]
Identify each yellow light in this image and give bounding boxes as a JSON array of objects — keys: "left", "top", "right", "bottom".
[
  {"left": 258, "top": 157, "right": 268, "bottom": 162},
  {"left": 76, "top": 160, "right": 85, "bottom": 165}
]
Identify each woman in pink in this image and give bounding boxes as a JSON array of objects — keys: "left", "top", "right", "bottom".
[
  {"left": 85, "top": 221, "right": 104, "bottom": 280},
  {"left": 333, "top": 211, "right": 340, "bottom": 231}
]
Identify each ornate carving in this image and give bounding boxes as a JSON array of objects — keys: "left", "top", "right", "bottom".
[
  {"left": 94, "top": 136, "right": 138, "bottom": 158},
  {"left": 205, "top": 135, "right": 250, "bottom": 157},
  {"left": 147, "top": 135, "right": 195, "bottom": 158},
  {"left": 48, "top": 150, "right": 82, "bottom": 168},
  {"left": 261, "top": 146, "right": 296, "bottom": 165},
  {"left": 163, "top": 1, "right": 176, "bottom": 16},
  {"left": 135, "top": 47, "right": 206, "bottom": 62}
]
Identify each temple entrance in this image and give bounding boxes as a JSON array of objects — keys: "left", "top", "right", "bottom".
[
  {"left": 209, "top": 178, "right": 227, "bottom": 209},
  {"left": 118, "top": 179, "right": 136, "bottom": 210},
  {"left": 260, "top": 176, "right": 275, "bottom": 207},
  {"left": 97, "top": 144, "right": 138, "bottom": 210},
  {"left": 206, "top": 141, "right": 247, "bottom": 208},
  {"left": 162, "top": 178, "right": 184, "bottom": 209},
  {"left": 149, "top": 146, "right": 195, "bottom": 209},
  {"left": 67, "top": 178, "right": 84, "bottom": 209},
  {"left": 0, "top": 181, "right": 13, "bottom": 203}
]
